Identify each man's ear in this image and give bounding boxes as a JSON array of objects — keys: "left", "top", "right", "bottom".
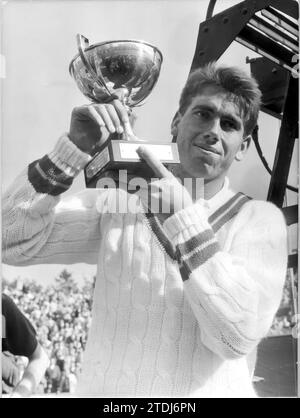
[
  {"left": 235, "top": 135, "right": 251, "bottom": 161},
  {"left": 171, "top": 111, "right": 182, "bottom": 141}
]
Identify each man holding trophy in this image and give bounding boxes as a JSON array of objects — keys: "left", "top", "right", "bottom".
[{"left": 2, "top": 35, "right": 287, "bottom": 397}]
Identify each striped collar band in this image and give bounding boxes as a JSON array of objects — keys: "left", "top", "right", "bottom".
[{"left": 197, "top": 177, "right": 236, "bottom": 212}]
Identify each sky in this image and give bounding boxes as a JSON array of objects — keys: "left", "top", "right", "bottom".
[{"left": 1, "top": 0, "right": 298, "bottom": 285}]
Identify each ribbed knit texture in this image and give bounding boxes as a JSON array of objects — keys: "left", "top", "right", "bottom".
[{"left": 2, "top": 135, "right": 288, "bottom": 398}]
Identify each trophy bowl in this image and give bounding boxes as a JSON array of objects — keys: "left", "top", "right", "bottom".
[
  {"left": 69, "top": 37, "right": 163, "bottom": 106},
  {"left": 69, "top": 35, "right": 179, "bottom": 188}
]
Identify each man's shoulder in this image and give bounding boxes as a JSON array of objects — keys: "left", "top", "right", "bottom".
[{"left": 234, "top": 197, "right": 286, "bottom": 226}]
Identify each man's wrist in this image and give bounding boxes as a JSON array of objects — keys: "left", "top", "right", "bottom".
[
  {"left": 28, "top": 134, "right": 92, "bottom": 196},
  {"left": 68, "top": 133, "right": 94, "bottom": 155},
  {"left": 163, "top": 202, "right": 209, "bottom": 242},
  {"left": 49, "top": 134, "right": 92, "bottom": 175}
]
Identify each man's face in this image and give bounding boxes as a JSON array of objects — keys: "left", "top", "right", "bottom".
[{"left": 173, "top": 85, "right": 249, "bottom": 181}]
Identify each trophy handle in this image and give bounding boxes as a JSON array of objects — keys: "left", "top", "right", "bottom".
[{"left": 76, "top": 34, "right": 111, "bottom": 97}]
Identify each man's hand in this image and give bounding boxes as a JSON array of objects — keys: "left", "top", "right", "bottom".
[
  {"left": 69, "top": 99, "right": 136, "bottom": 155},
  {"left": 136, "top": 146, "right": 193, "bottom": 221}
]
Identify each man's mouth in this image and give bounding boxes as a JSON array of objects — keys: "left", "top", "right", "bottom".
[{"left": 193, "top": 143, "right": 220, "bottom": 155}]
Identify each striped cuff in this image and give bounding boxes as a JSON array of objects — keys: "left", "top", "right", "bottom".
[
  {"left": 163, "top": 203, "right": 210, "bottom": 242},
  {"left": 28, "top": 134, "right": 91, "bottom": 196},
  {"left": 163, "top": 204, "right": 220, "bottom": 281},
  {"left": 177, "top": 232, "right": 220, "bottom": 282},
  {"left": 163, "top": 193, "right": 251, "bottom": 281},
  {"left": 48, "top": 134, "right": 92, "bottom": 175}
]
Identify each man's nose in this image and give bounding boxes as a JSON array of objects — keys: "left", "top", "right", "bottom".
[{"left": 202, "top": 118, "right": 221, "bottom": 143}]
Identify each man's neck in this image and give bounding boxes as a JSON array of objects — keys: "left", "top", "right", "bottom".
[
  {"left": 173, "top": 166, "right": 226, "bottom": 201},
  {"left": 203, "top": 176, "right": 226, "bottom": 200}
]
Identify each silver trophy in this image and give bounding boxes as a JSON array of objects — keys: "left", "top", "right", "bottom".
[{"left": 69, "top": 34, "right": 179, "bottom": 187}]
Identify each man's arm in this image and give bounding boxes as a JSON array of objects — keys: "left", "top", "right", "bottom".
[
  {"left": 2, "top": 136, "right": 99, "bottom": 266},
  {"left": 163, "top": 199, "right": 288, "bottom": 360},
  {"left": 11, "top": 344, "right": 49, "bottom": 398},
  {"left": 2, "top": 100, "right": 132, "bottom": 266}
]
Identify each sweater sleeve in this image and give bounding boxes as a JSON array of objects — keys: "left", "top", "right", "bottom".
[
  {"left": 163, "top": 200, "right": 288, "bottom": 360},
  {"left": 2, "top": 134, "right": 104, "bottom": 266}
]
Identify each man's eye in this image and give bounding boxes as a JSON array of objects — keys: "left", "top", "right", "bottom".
[
  {"left": 195, "top": 110, "right": 210, "bottom": 119},
  {"left": 221, "top": 120, "right": 236, "bottom": 130}
]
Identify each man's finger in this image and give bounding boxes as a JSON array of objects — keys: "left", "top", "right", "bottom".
[
  {"left": 113, "top": 99, "right": 134, "bottom": 139},
  {"left": 136, "top": 146, "right": 173, "bottom": 179},
  {"left": 86, "top": 106, "right": 105, "bottom": 129},
  {"left": 106, "top": 104, "right": 124, "bottom": 134},
  {"left": 94, "top": 104, "right": 116, "bottom": 134},
  {"left": 112, "top": 99, "right": 129, "bottom": 124}
]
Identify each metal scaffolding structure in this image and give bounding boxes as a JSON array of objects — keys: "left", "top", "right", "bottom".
[{"left": 189, "top": 0, "right": 298, "bottom": 271}]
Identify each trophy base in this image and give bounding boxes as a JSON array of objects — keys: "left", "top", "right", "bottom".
[{"left": 84, "top": 140, "right": 180, "bottom": 188}]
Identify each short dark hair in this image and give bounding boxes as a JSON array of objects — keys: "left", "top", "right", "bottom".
[{"left": 178, "top": 62, "right": 262, "bottom": 137}]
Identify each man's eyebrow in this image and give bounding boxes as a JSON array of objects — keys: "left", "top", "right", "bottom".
[
  {"left": 192, "top": 104, "right": 243, "bottom": 125},
  {"left": 221, "top": 112, "right": 243, "bottom": 126},
  {"left": 191, "top": 104, "right": 216, "bottom": 112}
]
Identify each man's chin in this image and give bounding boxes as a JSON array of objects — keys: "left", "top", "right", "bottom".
[
  {"left": 175, "top": 160, "right": 220, "bottom": 181},
  {"left": 189, "top": 164, "right": 217, "bottom": 180}
]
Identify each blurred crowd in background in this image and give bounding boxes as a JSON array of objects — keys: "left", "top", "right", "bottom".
[
  {"left": 2, "top": 269, "right": 297, "bottom": 394},
  {"left": 2, "top": 270, "right": 94, "bottom": 394},
  {"left": 268, "top": 271, "right": 297, "bottom": 337}
]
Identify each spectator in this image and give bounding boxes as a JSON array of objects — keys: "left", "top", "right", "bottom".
[
  {"left": 2, "top": 294, "right": 49, "bottom": 397},
  {"left": 45, "top": 358, "right": 62, "bottom": 394}
]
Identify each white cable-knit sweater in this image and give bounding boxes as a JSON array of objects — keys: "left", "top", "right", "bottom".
[{"left": 2, "top": 135, "right": 288, "bottom": 398}]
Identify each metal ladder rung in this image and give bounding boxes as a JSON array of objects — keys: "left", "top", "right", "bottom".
[
  {"left": 238, "top": 25, "right": 294, "bottom": 67},
  {"left": 267, "top": 6, "right": 298, "bottom": 28},
  {"left": 257, "top": 11, "right": 298, "bottom": 42},
  {"left": 236, "top": 37, "right": 296, "bottom": 75},
  {"left": 250, "top": 16, "right": 298, "bottom": 54},
  {"left": 261, "top": 8, "right": 299, "bottom": 38}
]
